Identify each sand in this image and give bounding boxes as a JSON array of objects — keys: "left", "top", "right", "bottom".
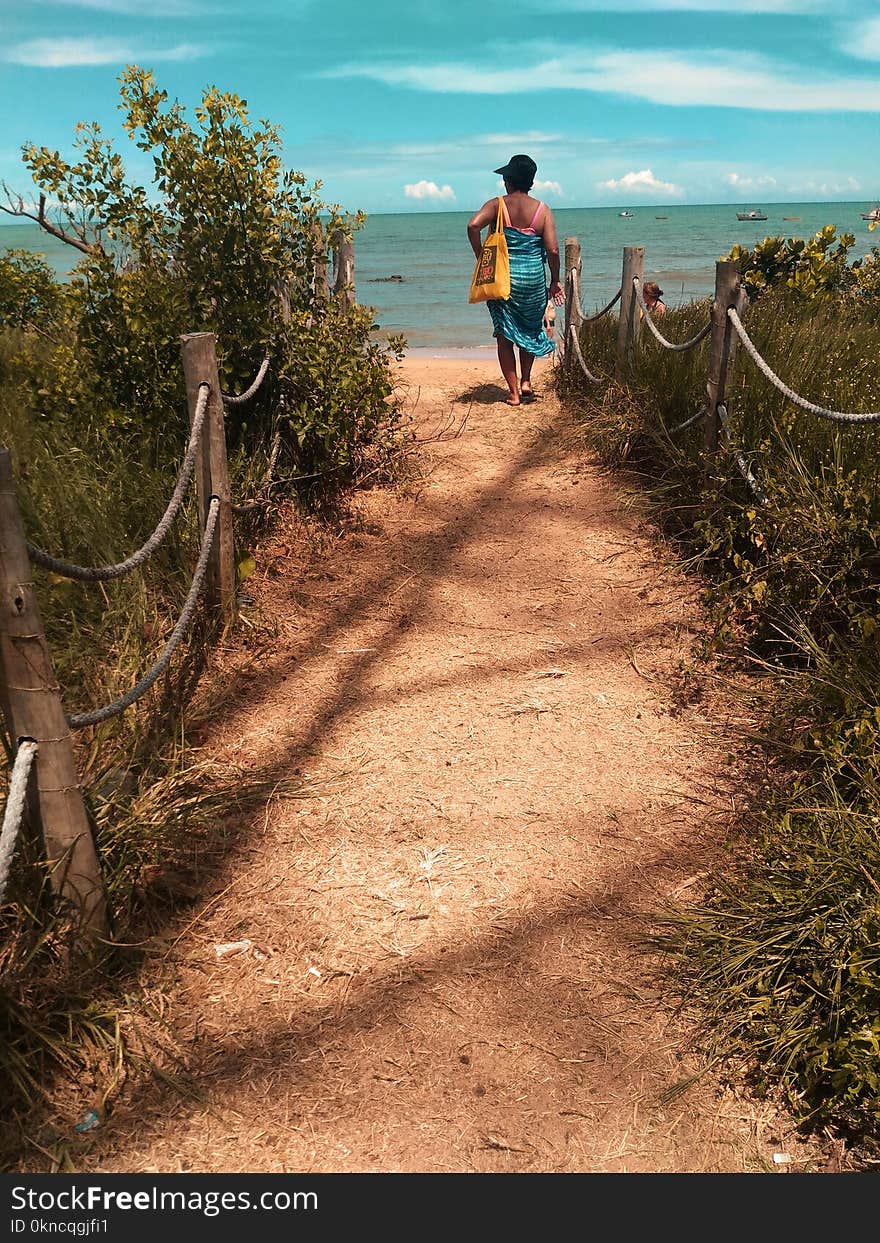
[{"left": 70, "top": 355, "right": 829, "bottom": 1174}]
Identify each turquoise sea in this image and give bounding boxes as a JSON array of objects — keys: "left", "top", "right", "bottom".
[{"left": 2, "top": 201, "right": 876, "bottom": 350}]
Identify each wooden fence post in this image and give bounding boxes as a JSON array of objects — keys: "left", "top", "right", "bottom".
[
  {"left": 332, "top": 234, "right": 355, "bottom": 310},
  {"left": 0, "top": 449, "right": 107, "bottom": 936},
  {"left": 616, "top": 245, "right": 644, "bottom": 372},
  {"left": 705, "top": 261, "right": 743, "bottom": 458},
  {"left": 275, "top": 279, "right": 291, "bottom": 325},
  {"left": 564, "top": 236, "right": 582, "bottom": 363},
  {"left": 180, "top": 333, "right": 236, "bottom": 619}
]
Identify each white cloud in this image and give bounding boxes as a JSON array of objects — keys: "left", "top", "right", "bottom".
[
  {"left": 598, "top": 168, "right": 683, "bottom": 198},
  {"left": 404, "top": 179, "right": 456, "bottom": 202},
  {"left": 324, "top": 46, "right": 880, "bottom": 113},
  {"left": 50, "top": 0, "right": 201, "bottom": 11},
  {"left": 5, "top": 37, "right": 204, "bottom": 67},
  {"left": 480, "top": 131, "right": 563, "bottom": 146},
  {"left": 841, "top": 17, "right": 880, "bottom": 60},
  {"left": 533, "top": 178, "right": 563, "bottom": 197},
  {"left": 385, "top": 132, "right": 562, "bottom": 160},
  {"left": 726, "top": 172, "right": 778, "bottom": 190},
  {"left": 786, "top": 175, "right": 862, "bottom": 195}
]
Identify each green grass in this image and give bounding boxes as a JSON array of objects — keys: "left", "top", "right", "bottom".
[
  {"left": 0, "top": 318, "right": 400, "bottom": 1169},
  {"left": 560, "top": 291, "right": 880, "bottom": 1154}
]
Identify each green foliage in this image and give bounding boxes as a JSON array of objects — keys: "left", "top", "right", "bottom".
[
  {"left": 15, "top": 66, "right": 395, "bottom": 468},
  {"left": 725, "top": 225, "right": 880, "bottom": 304},
  {"left": 0, "top": 250, "right": 66, "bottom": 330},
  {"left": 560, "top": 285, "right": 880, "bottom": 1151},
  {"left": 0, "top": 68, "right": 405, "bottom": 1158},
  {"left": 668, "top": 791, "right": 880, "bottom": 1143},
  {"left": 280, "top": 304, "right": 404, "bottom": 477}
]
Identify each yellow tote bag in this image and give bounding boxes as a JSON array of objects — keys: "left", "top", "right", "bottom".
[{"left": 468, "top": 197, "right": 510, "bottom": 303}]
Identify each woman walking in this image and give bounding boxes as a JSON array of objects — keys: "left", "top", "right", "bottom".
[{"left": 467, "top": 154, "right": 564, "bottom": 406}]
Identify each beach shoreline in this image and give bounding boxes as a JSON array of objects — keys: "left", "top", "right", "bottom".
[{"left": 405, "top": 344, "right": 496, "bottom": 359}]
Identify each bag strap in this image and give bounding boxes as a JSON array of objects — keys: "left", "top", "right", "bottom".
[{"left": 496, "top": 196, "right": 509, "bottom": 230}]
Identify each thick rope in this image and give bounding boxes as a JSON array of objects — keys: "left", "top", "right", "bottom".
[
  {"left": 718, "top": 404, "right": 769, "bottom": 504},
  {"left": 665, "top": 405, "right": 708, "bottom": 436},
  {"left": 568, "top": 270, "right": 621, "bottom": 324},
  {"left": 567, "top": 324, "right": 605, "bottom": 385},
  {"left": 222, "top": 357, "right": 270, "bottom": 405},
  {"left": 632, "top": 279, "right": 711, "bottom": 352},
  {"left": 232, "top": 431, "right": 283, "bottom": 515},
  {"left": 0, "top": 740, "right": 37, "bottom": 904},
  {"left": 68, "top": 498, "right": 220, "bottom": 730},
  {"left": 728, "top": 310, "right": 880, "bottom": 425},
  {"left": 27, "top": 384, "right": 210, "bottom": 582}
]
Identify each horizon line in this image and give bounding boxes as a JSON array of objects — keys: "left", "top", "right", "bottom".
[{"left": 353, "top": 197, "right": 873, "bottom": 217}]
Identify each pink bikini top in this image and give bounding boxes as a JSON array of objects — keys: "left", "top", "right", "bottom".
[{"left": 499, "top": 197, "right": 544, "bottom": 235}]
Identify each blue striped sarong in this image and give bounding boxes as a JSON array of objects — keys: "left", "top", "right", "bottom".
[{"left": 487, "top": 227, "right": 555, "bottom": 357}]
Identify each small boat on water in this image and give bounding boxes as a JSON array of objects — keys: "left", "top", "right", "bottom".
[
  {"left": 783, "top": 216, "right": 801, "bottom": 221},
  {"left": 619, "top": 210, "right": 634, "bottom": 218},
  {"left": 737, "top": 209, "right": 768, "bottom": 221},
  {"left": 655, "top": 215, "right": 668, "bottom": 220},
  {"left": 861, "top": 204, "right": 880, "bottom": 222}
]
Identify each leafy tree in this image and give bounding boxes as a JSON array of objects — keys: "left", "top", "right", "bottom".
[
  {"left": 0, "top": 250, "right": 66, "bottom": 332},
  {"left": 2, "top": 67, "right": 401, "bottom": 472}
]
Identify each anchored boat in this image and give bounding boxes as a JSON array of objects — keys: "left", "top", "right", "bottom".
[
  {"left": 737, "top": 209, "right": 768, "bottom": 221},
  {"left": 619, "top": 210, "right": 634, "bottom": 218}
]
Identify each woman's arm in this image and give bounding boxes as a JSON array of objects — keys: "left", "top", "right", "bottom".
[
  {"left": 542, "top": 207, "right": 564, "bottom": 304},
  {"left": 467, "top": 198, "right": 498, "bottom": 258}
]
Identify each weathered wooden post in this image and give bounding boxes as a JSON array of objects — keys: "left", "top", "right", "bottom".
[
  {"left": 616, "top": 245, "right": 644, "bottom": 372},
  {"left": 0, "top": 449, "right": 107, "bottom": 935},
  {"left": 564, "top": 236, "right": 582, "bottom": 364},
  {"left": 275, "top": 279, "right": 291, "bottom": 325},
  {"left": 332, "top": 233, "right": 355, "bottom": 310},
  {"left": 180, "top": 334, "right": 236, "bottom": 619},
  {"left": 705, "top": 261, "right": 743, "bottom": 458}
]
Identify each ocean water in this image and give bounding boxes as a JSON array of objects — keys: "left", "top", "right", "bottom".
[{"left": 2, "top": 201, "right": 875, "bottom": 350}]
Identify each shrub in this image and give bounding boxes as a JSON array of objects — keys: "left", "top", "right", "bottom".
[
  {"left": 0, "top": 68, "right": 405, "bottom": 1159},
  {"left": 726, "top": 225, "right": 880, "bottom": 306},
  {"left": 560, "top": 284, "right": 880, "bottom": 1152}
]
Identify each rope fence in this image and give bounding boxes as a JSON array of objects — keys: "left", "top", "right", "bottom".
[
  {"left": 718, "top": 404, "right": 769, "bottom": 505},
  {"left": 221, "top": 356, "right": 270, "bottom": 405},
  {"left": 665, "top": 405, "right": 708, "bottom": 437},
  {"left": 0, "top": 227, "right": 364, "bottom": 935},
  {"left": 1, "top": 327, "right": 284, "bottom": 930},
  {"left": 26, "top": 384, "right": 210, "bottom": 582},
  {"left": 562, "top": 240, "right": 880, "bottom": 515},
  {"left": 8, "top": 229, "right": 877, "bottom": 934},
  {"left": 728, "top": 309, "right": 880, "bottom": 425},
  {"left": 68, "top": 497, "right": 220, "bottom": 730},
  {"left": 567, "top": 324, "right": 605, "bottom": 385},
  {"left": 0, "top": 741, "right": 37, "bottom": 906},
  {"left": 632, "top": 278, "right": 712, "bottom": 353},
  {"left": 568, "top": 269, "right": 621, "bottom": 325},
  {"left": 232, "top": 430, "right": 284, "bottom": 515}
]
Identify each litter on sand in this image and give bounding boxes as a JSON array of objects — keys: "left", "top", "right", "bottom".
[
  {"left": 74, "top": 1110, "right": 101, "bottom": 1133},
  {"left": 213, "top": 939, "right": 253, "bottom": 958}
]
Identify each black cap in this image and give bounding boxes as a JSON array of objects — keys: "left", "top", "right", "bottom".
[{"left": 493, "top": 153, "right": 537, "bottom": 181}]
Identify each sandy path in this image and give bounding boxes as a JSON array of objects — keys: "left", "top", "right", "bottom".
[{"left": 82, "top": 357, "right": 810, "bottom": 1173}]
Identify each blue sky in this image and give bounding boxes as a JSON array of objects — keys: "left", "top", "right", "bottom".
[{"left": 1, "top": 0, "right": 879, "bottom": 214}]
